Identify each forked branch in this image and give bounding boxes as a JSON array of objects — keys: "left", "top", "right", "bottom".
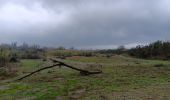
[{"left": 16, "top": 58, "right": 102, "bottom": 81}]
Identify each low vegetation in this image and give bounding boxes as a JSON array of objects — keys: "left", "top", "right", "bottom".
[
  {"left": 98, "top": 40, "right": 170, "bottom": 60},
  {"left": 0, "top": 55, "right": 170, "bottom": 99},
  {"left": 0, "top": 41, "right": 170, "bottom": 99}
]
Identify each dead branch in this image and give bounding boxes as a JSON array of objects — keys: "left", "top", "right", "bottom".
[
  {"left": 16, "top": 58, "right": 102, "bottom": 81},
  {"left": 49, "top": 58, "right": 102, "bottom": 75},
  {"left": 16, "top": 63, "right": 61, "bottom": 81}
]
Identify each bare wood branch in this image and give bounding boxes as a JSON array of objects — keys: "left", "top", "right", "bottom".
[
  {"left": 16, "top": 63, "right": 61, "bottom": 81},
  {"left": 16, "top": 58, "right": 102, "bottom": 81},
  {"left": 49, "top": 58, "right": 102, "bottom": 75}
]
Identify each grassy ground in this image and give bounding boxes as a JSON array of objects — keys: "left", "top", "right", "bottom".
[{"left": 0, "top": 55, "right": 170, "bottom": 100}]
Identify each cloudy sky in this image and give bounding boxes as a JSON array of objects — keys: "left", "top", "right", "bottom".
[{"left": 0, "top": 0, "right": 170, "bottom": 49}]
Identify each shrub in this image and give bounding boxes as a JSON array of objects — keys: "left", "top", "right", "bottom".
[
  {"left": 0, "top": 68, "right": 8, "bottom": 76},
  {"left": 0, "top": 49, "right": 11, "bottom": 67}
]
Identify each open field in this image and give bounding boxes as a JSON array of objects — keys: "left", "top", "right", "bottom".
[{"left": 0, "top": 55, "right": 170, "bottom": 100}]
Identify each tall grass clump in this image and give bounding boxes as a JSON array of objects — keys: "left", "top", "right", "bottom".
[{"left": 0, "top": 48, "right": 11, "bottom": 67}]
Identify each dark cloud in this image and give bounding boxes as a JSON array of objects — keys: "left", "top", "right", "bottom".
[{"left": 0, "top": 0, "right": 170, "bottom": 49}]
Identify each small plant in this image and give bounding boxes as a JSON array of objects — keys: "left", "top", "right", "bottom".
[
  {"left": 0, "top": 67, "right": 8, "bottom": 76},
  {"left": 154, "top": 64, "right": 164, "bottom": 67},
  {"left": 0, "top": 48, "right": 11, "bottom": 67}
]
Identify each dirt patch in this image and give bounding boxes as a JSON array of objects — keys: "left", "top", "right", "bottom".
[
  {"left": 69, "top": 88, "right": 86, "bottom": 100},
  {"left": 67, "top": 56, "right": 82, "bottom": 60}
]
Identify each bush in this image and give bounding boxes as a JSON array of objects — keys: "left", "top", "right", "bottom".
[
  {"left": 0, "top": 68, "right": 8, "bottom": 76},
  {"left": 0, "top": 49, "right": 11, "bottom": 67},
  {"left": 0, "top": 66, "right": 18, "bottom": 78},
  {"left": 154, "top": 64, "right": 164, "bottom": 67},
  {"left": 128, "top": 41, "right": 170, "bottom": 60}
]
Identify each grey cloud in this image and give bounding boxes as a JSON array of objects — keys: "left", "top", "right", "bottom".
[{"left": 0, "top": 0, "right": 170, "bottom": 49}]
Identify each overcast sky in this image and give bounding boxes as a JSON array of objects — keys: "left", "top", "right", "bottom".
[{"left": 0, "top": 0, "right": 170, "bottom": 49}]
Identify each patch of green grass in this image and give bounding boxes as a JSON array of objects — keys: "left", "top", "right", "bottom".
[
  {"left": 0, "top": 56, "right": 170, "bottom": 99},
  {"left": 20, "top": 59, "right": 43, "bottom": 69},
  {"left": 18, "top": 59, "right": 44, "bottom": 74}
]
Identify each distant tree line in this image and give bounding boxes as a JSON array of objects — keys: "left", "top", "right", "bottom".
[
  {"left": 1, "top": 40, "right": 170, "bottom": 68},
  {"left": 97, "top": 40, "right": 170, "bottom": 60},
  {"left": 0, "top": 43, "right": 96, "bottom": 67},
  {"left": 47, "top": 49, "right": 95, "bottom": 58},
  {"left": 128, "top": 41, "right": 170, "bottom": 60},
  {"left": 0, "top": 42, "right": 46, "bottom": 67},
  {"left": 96, "top": 45, "right": 127, "bottom": 55}
]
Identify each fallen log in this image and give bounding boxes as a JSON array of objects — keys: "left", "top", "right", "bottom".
[
  {"left": 49, "top": 58, "right": 102, "bottom": 75},
  {"left": 16, "top": 58, "right": 102, "bottom": 81}
]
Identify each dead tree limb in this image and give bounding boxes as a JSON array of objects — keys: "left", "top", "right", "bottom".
[
  {"left": 16, "top": 63, "right": 61, "bottom": 81},
  {"left": 49, "top": 58, "right": 102, "bottom": 75},
  {"left": 16, "top": 58, "right": 102, "bottom": 81}
]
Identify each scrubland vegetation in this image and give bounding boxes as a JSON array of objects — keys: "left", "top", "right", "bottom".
[
  {"left": 0, "top": 41, "right": 170, "bottom": 100},
  {"left": 98, "top": 41, "right": 170, "bottom": 60}
]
